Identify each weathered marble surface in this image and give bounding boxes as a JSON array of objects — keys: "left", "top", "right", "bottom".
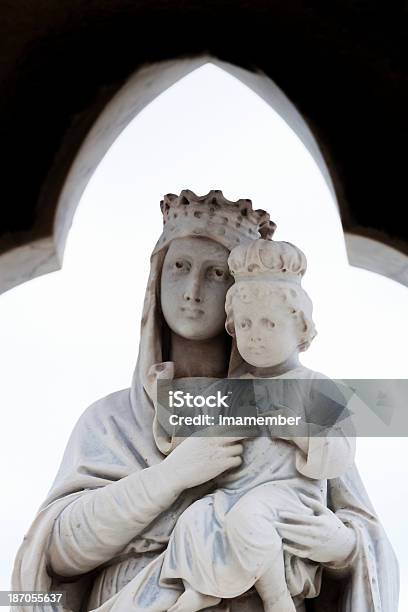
[
  {"left": 158, "top": 239, "right": 356, "bottom": 612},
  {"left": 12, "top": 191, "right": 399, "bottom": 611}
]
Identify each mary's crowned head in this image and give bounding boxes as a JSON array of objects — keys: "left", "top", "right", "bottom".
[{"left": 136, "top": 190, "right": 276, "bottom": 388}]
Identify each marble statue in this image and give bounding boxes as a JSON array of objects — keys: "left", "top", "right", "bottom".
[
  {"left": 12, "top": 190, "right": 399, "bottom": 611},
  {"left": 158, "top": 239, "right": 356, "bottom": 612}
]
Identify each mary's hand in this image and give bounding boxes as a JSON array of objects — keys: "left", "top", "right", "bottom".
[
  {"left": 275, "top": 494, "right": 357, "bottom": 565},
  {"left": 162, "top": 429, "right": 245, "bottom": 491}
]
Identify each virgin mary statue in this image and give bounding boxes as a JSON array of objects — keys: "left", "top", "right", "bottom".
[{"left": 13, "top": 190, "right": 398, "bottom": 611}]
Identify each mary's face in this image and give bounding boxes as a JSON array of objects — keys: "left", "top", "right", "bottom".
[{"left": 160, "top": 237, "right": 233, "bottom": 341}]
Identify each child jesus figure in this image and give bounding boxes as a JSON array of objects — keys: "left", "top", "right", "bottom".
[{"left": 160, "top": 239, "right": 356, "bottom": 612}]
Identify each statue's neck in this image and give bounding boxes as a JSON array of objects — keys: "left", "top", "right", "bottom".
[
  {"left": 244, "top": 353, "right": 302, "bottom": 378},
  {"left": 170, "top": 332, "right": 229, "bottom": 378}
]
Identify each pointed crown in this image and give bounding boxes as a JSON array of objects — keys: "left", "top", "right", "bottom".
[{"left": 152, "top": 189, "right": 276, "bottom": 254}]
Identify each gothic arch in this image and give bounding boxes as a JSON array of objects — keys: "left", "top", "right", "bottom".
[{"left": 1, "top": 56, "right": 407, "bottom": 293}]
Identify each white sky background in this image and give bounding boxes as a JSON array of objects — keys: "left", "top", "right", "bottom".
[{"left": 1, "top": 64, "right": 407, "bottom": 605}]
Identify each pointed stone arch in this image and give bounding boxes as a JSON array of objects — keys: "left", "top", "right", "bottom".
[{"left": 1, "top": 56, "right": 407, "bottom": 293}]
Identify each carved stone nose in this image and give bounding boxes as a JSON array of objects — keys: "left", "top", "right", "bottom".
[{"left": 184, "top": 293, "right": 201, "bottom": 303}]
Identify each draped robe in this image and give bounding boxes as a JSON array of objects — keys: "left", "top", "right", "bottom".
[{"left": 12, "top": 245, "right": 399, "bottom": 612}]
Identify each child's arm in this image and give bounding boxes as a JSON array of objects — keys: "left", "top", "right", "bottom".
[
  {"left": 294, "top": 433, "right": 356, "bottom": 479},
  {"left": 293, "top": 377, "right": 356, "bottom": 479},
  {"left": 285, "top": 436, "right": 308, "bottom": 453}
]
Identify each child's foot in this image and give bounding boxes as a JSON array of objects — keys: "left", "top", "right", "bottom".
[
  {"left": 168, "top": 588, "right": 221, "bottom": 612},
  {"left": 262, "top": 589, "right": 296, "bottom": 612}
]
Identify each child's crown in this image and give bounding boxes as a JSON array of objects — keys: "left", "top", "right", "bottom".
[
  {"left": 153, "top": 190, "right": 276, "bottom": 253},
  {"left": 228, "top": 239, "right": 307, "bottom": 285}
]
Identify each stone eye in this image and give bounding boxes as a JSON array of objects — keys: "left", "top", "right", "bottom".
[
  {"left": 263, "top": 319, "right": 275, "bottom": 329},
  {"left": 207, "top": 266, "right": 227, "bottom": 281},
  {"left": 240, "top": 318, "right": 251, "bottom": 329},
  {"left": 174, "top": 260, "right": 189, "bottom": 272}
]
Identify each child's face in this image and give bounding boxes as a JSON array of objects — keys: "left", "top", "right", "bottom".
[{"left": 233, "top": 294, "right": 300, "bottom": 368}]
